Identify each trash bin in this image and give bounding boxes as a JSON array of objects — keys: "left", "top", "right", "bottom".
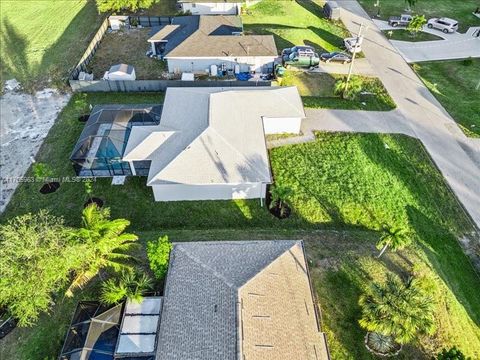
[{"left": 323, "top": 1, "right": 341, "bottom": 20}]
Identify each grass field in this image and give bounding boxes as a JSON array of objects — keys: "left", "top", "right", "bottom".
[
  {"left": 280, "top": 70, "right": 396, "bottom": 111},
  {"left": 414, "top": 59, "right": 480, "bottom": 137},
  {"left": 383, "top": 29, "right": 443, "bottom": 42},
  {"left": 0, "top": 0, "right": 104, "bottom": 90},
  {"left": 1, "top": 94, "right": 480, "bottom": 359},
  {"left": 242, "top": 0, "right": 350, "bottom": 53},
  {"left": 87, "top": 28, "right": 167, "bottom": 79},
  {"left": 359, "top": 0, "right": 480, "bottom": 33}
]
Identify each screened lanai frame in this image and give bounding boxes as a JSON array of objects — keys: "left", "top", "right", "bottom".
[
  {"left": 71, "top": 104, "right": 162, "bottom": 177},
  {"left": 59, "top": 301, "right": 124, "bottom": 360}
]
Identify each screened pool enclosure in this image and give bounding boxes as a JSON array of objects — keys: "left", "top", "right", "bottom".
[
  {"left": 59, "top": 301, "right": 123, "bottom": 360},
  {"left": 71, "top": 105, "right": 162, "bottom": 177}
]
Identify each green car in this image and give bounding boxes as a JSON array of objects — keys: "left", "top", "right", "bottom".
[{"left": 282, "top": 46, "right": 320, "bottom": 68}]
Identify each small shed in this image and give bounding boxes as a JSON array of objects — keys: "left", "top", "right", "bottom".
[
  {"left": 323, "top": 1, "right": 341, "bottom": 20},
  {"left": 103, "top": 64, "right": 136, "bottom": 81}
]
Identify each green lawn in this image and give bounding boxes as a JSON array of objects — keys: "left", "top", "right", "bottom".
[
  {"left": 414, "top": 59, "right": 480, "bottom": 137},
  {"left": 280, "top": 70, "right": 396, "bottom": 111},
  {"left": 242, "top": 0, "right": 350, "bottom": 53},
  {"left": 383, "top": 29, "right": 443, "bottom": 42},
  {"left": 1, "top": 93, "right": 480, "bottom": 359},
  {"left": 0, "top": 0, "right": 104, "bottom": 91},
  {"left": 359, "top": 0, "right": 480, "bottom": 33}
]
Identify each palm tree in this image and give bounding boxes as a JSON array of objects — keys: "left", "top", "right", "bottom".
[
  {"left": 65, "top": 205, "right": 138, "bottom": 297},
  {"left": 359, "top": 273, "right": 436, "bottom": 350},
  {"left": 376, "top": 225, "right": 412, "bottom": 258},
  {"left": 100, "top": 271, "right": 153, "bottom": 305},
  {"left": 269, "top": 185, "right": 293, "bottom": 217}
]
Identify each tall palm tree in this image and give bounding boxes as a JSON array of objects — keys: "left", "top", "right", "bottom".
[
  {"left": 376, "top": 225, "right": 412, "bottom": 258},
  {"left": 65, "top": 205, "right": 138, "bottom": 297},
  {"left": 359, "top": 273, "right": 436, "bottom": 348}
]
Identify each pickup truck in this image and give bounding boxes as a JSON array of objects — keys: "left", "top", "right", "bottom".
[
  {"left": 388, "top": 14, "right": 413, "bottom": 27},
  {"left": 282, "top": 46, "right": 320, "bottom": 68}
]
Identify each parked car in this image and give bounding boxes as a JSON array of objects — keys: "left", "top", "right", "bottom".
[
  {"left": 388, "top": 14, "right": 413, "bottom": 27},
  {"left": 343, "top": 37, "right": 363, "bottom": 54},
  {"left": 427, "top": 17, "right": 458, "bottom": 33},
  {"left": 320, "top": 52, "right": 352, "bottom": 64},
  {"left": 282, "top": 46, "right": 320, "bottom": 68}
]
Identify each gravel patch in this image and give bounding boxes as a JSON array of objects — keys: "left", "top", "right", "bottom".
[{"left": 0, "top": 80, "right": 70, "bottom": 213}]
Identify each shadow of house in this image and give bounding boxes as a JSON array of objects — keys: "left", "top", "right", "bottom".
[{"left": 406, "top": 205, "right": 480, "bottom": 326}]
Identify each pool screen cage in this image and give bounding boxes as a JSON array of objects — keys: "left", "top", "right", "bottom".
[
  {"left": 70, "top": 105, "right": 162, "bottom": 177},
  {"left": 59, "top": 301, "right": 123, "bottom": 360}
]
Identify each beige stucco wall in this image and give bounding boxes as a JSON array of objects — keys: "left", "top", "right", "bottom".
[{"left": 151, "top": 182, "right": 265, "bottom": 201}]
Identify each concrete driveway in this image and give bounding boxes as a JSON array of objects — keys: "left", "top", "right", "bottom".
[
  {"left": 304, "top": 0, "right": 480, "bottom": 229},
  {"left": 373, "top": 19, "right": 480, "bottom": 62}
]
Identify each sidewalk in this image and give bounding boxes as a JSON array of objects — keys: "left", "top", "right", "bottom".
[{"left": 373, "top": 19, "right": 480, "bottom": 62}]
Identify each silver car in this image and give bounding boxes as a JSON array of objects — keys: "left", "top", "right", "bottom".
[{"left": 427, "top": 17, "right": 458, "bottom": 33}]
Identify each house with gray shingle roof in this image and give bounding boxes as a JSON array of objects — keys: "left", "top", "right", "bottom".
[
  {"left": 155, "top": 240, "right": 330, "bottom": 360},
  {"left": 147, "top": 15, "right": 278, "bottom": 74}
]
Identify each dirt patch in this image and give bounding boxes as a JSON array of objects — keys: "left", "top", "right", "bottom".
[
  {"left": 0, "top": 80, "right": 70, "bottom": 213},
  {"left": 87, "top": 28, "right": 168, "bottom": 79}
]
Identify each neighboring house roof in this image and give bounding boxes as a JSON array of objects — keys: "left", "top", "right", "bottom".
[
  {"left": 155, "top": 240, "right": 328, "bottom": 360},
  {"left": 109, "top": 63, "right": 134, "bottom": 75},
  {"left": 149, "top": 15, "right": 277, "bottom": 58},
  {"left": 122, "top": 86, "right": 305, "bottom": 186}
]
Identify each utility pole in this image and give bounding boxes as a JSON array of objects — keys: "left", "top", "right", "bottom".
[{"left": 343, "top": 23, "right": 365, "bottom": 99}]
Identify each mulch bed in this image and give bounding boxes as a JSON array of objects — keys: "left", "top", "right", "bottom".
[
  {"left": 39, "top": 182, "right": 60, "bottom": 194},
  {"left": 84, "top": 197, "right": 104, "bottom": 208},
  {"left": 78, "top": 114, "right": 90, "bottom": 122},
  {"left": 266, "top": 187, "right": 292, "bottom": 219}
]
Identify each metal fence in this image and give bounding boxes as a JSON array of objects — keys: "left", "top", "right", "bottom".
[
  {"left": 69, "top": 16, "right": 172, "bottom": 81},
  {"left": 129, "top": 16, "right": 172, "bottom": 27},
  {"left": 69, "top": 79, "right": 272, "bottom": 92},
  {"left": 70, "top": 17, "right": 109, "bottom": 80}
]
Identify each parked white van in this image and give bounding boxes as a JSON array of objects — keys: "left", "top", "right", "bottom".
[{"left": 427, "top": 17, "right": 458, "bottom": 33}]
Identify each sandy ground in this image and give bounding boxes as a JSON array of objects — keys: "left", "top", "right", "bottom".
[{"left": 0, "top": 80, "right": 70, "bottom": 213}]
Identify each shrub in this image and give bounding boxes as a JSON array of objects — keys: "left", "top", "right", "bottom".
[
  {"left": 0, "top": 211, "right": 78, "bottom": 326},
  {"left": 146, "top": 235, "right": 172, "bottom": 280},
  {"left": 334, "top": 76, "right": 364, "bottom": 100},
  {"left": 101, "top": 271, "right": 153, "bottom": 305},
  {"left": 436, "top": 346, "right": 470, "bottom": 360}
]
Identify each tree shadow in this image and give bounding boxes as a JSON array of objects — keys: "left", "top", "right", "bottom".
[
  {"left": 406, "top": 205, "right": 480, "bottom": 326},
  {"left": 295, "top": 0, "right": 326, "bottom": 18},
  {"left": 1, "top": 2, "right": 102, "bottom": 91},
  {"left": 0, "top": 18, "right": 37, "bottom": 90}
]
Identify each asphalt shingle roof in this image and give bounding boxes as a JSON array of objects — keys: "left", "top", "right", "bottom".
[
  {"left": 122, "top": 86, "right": 305, "bottom": 186},
  {"left": 148, "top": 15, "right": 277, "bottom": 57},
  {"left": 155, "top": 240, "right": 328, "bottom": 360}
]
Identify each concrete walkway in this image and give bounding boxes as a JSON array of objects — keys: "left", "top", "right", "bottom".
[
  {"left": 291, "top": 1, "right": 480, "bottom": 229},
  {"left": 373, "top": 19, "right": 480, "bottom": 62},
  {"left": 309, "top": 58, "right": 376, "bottom": 75}
]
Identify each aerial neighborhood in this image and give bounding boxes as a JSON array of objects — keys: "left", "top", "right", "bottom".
[{"left": 0, "top": 0, "right": 479, "bottom": 360}]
